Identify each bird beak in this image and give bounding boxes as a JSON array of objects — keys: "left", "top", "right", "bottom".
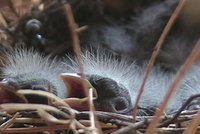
[{"left": 60, "top": 73, "right": 98, "bottom": 111}]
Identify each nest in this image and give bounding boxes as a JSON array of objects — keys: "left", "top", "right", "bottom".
[
  {"left": 1, "top": 84, "right": 200, "bottom": 134},
  {"left": 0, "top": 0, "right": 200, "bottom": 134}
]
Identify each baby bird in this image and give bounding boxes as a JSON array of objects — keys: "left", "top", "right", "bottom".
[
  {"left": 79, "top": 0, "right": 200, "bottom": 72},
  {"left": 1, "top": 48, "right": 200, "bottom": 115},
  {"left": 1, "top": 48, "right": 133, "bottom": 114},
  {"left": 1, "top": 48, "right": 67, "bottom": 100},
  {"left": 12, "top": 0, "right": 200, "bottom": 73}
]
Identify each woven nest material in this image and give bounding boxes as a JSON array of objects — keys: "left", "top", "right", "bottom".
[{"left": 1, "top": 84, "right": 200, "bottom": 134}]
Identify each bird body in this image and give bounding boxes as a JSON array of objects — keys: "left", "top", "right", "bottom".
[
  {"left": 1, "top": 49, "right": 67, "bottom": 98},
  {"left": 1, "top": 0, "right": 200, "bottom": 115},
  {"left": 1, "top": 48, "right": 200, "bottom": 115}
]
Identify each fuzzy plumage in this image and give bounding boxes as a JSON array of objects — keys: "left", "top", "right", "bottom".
[
  {"left": 2, "top": 48, "right": 200, "bottom": 114},
  {"left": 66, "top": 49, "right": 200, "bottom": 114},
  {"left": 2, "top": 48, "right": 67, "bottom": 98},
  {"left": 80, "top": 0, "right": 200, "bottom": 72},
  {"left": 68, "top": 49, "right": 138, "bottom": 97}
]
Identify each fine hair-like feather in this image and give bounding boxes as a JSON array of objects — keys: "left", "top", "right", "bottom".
[
  {"left": 2, "top": 48, "right": 67, "bottom": 98},
  {"left": 68, "top": 49, "right": 200, "bottom": 114},
  {"left": 2, "top": 48, "right": 200, "bottom": 114}
]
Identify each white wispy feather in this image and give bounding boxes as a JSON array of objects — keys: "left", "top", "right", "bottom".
[
  {"left": 67, "top": 49, "right": 140, "bottom": 101},
  {"left": 2, "top": 48, "right": 67, "bottom": 98},
  {"left": 69, "top": 49, "right": 200, "bottom": 114},
  {"left": 2, "top": 48, "right": 200, "bottom": 114}
]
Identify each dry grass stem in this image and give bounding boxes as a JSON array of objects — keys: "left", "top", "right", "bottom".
[
  {"left": 133, "top": 0, "right": 188, "bottom": 123},
  {"left": 0, "top": 0, "right": 200, "bottom": 134},
  {"left": 147, "top": 39, "right": 200, "bottom": 133},
  {"left": 183, "top": 111, "right": 200, "bottom": 134}
]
